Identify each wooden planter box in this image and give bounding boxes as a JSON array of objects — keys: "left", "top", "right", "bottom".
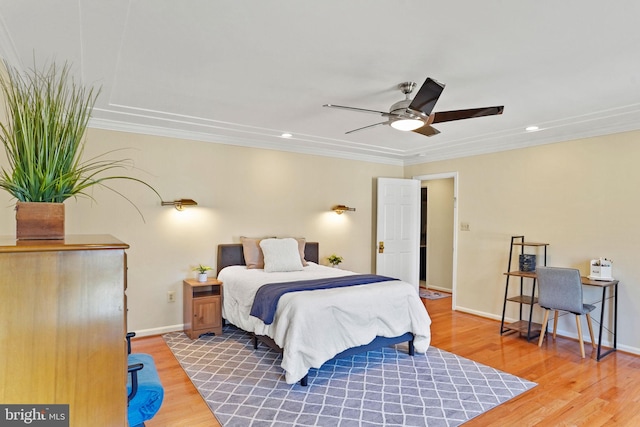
[{"left": 15, "top": 202, "right": 65, "bottom": 240}]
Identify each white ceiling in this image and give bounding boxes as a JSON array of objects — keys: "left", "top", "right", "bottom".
[{"left": 1, "top": 1, "right": 639, "bottom": 165}]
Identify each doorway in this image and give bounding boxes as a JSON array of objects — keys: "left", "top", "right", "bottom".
[
  {"left": 414, "top": 172, "right": 458, "bottom": 308},
  {"left": 420, "top": 187, "right": 427, "bottom": 284}
]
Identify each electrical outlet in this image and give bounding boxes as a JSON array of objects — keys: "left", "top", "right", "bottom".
[{"left": 167, "top": 290, "right": 176, "bottom": 303}]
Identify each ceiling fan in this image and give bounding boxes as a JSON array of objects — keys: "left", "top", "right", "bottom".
[{"left": 323, "top": 78, "right": 504, "bottom": 137}]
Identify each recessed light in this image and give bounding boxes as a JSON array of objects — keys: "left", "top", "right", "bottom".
[
  {"left": 525, "top": 126, "right": 540, "bottom": 132},
  {"left": 281, "top": 133, "right": 292, "bottom": 138}
]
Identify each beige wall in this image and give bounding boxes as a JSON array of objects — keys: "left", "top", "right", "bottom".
[
  {"left": 0, "top": 128, "right": 403, "bottom": 334},
  {"left": 424, "top": 178, "right": 454, "bottom": 291},
  {"left": 406, "top": 131, "right": 640, "bottom": 353},
  {"left": 1, "top": 119, "right": 638, "bottom": 353}
]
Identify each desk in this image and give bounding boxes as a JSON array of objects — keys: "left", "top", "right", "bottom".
[
  {"left": 503, "top": 271, "right": 618, "bottom": 360},
  {"left": 580, "top": 277, "right": 619, "bottom": 361}
]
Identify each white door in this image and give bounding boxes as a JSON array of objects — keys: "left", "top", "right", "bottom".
[{"left": 376, "top": 177, "right": 420, "bottom": 292}]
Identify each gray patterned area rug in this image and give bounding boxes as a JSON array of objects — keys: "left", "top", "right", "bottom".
[
  {"left": 164, "top": 326, "right": 535, "bottom": 427},
  {"left": 419, "top": 289, "right": 451, "bottom": 300}
]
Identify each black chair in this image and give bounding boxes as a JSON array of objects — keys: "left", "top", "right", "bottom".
[{"left": 127, "top": 332, "right": 164, "bottom": 427}]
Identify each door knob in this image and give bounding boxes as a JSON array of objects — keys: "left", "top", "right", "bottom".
[{"left": 378, "top": 241, "right": 384, "bottom": 253}]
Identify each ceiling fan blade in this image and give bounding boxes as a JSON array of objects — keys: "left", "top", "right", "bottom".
[
  {"left": 412, "top": 125, "right": 440, "bottom": 137},
  {"left": 323, "top": 104, "right": 390, "bottom": 116},
  {"left": 408, "top": 78, "right": 445, "bottom": 116},
  {"left": 432, "top": 106, "right": 504, "bottom": 123},
  {"left": 345, "top": 120, "right": 392, "bottom": 134}
]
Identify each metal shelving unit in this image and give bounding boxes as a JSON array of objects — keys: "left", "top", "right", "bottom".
[{"left": 500, "top": 235, "right": 549, "bottom": 342}]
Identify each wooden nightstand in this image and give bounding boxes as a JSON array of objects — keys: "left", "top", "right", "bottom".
[{"left": 183, "top": 278, "right": 223, "bottom": 339}]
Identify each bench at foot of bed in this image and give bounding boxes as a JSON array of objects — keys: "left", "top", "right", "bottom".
[{"left": 252, "top": 332, "right": 415, "bottom": 386}]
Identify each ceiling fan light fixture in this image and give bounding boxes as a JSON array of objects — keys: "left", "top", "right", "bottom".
[
  {"left": 390, "top": 118, "right": 424, "bottom": 131},
  {"left": 325, "top": 77, "right": 504, "bottom": 137}
]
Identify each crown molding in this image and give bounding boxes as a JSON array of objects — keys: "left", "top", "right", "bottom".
[{"left": 89, "top": 117, "right": 406, "bottom": 166}]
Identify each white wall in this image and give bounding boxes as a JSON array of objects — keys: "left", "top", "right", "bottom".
[
  {"left": 405, "top": 131, "right": 640, "bottom": 354},
  {"left": 0, "top": 127, "right": 403, "bottom": 334}
]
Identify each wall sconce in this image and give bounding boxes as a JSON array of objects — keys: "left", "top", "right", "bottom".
[
  {"left": 332, "top": 204, "right": 355, "bottom": 215},
  {"left": 161, "top": 199, "right": 198, "bottom": 211}
]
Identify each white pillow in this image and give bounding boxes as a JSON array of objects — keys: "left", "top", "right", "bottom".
[{"left": 259, "top": 238, "right": 304, "bottom": 272}]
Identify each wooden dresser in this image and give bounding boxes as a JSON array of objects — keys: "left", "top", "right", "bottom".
[{"left": 0, "top": 235, "right": 129, "bottom": 426}]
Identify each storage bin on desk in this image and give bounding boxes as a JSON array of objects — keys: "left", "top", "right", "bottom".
[{"left": 589, "top": 258, "right": 613, "bottom": 280}]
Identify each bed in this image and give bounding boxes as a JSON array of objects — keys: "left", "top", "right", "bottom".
[{"left": 217, "top": 238, "right": 432, "bottom": 385}]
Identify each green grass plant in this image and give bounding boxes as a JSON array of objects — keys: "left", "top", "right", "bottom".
[{"left": 0, "top": 60, "right": 159, "bottom": 213}]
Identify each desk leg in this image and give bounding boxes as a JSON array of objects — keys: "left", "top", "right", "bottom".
[
  {"left": 596, "top": 283, "right": 617, "bottom": 361},
  {"left": 614, "top": 282, "right": 618, "bottom": 350},
  {"left": 597, "top": 286, "right": 605, "bottom": 360}
]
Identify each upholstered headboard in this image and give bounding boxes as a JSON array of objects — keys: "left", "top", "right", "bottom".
[{"left": 216, "top": 242, "right": 319, "bottom": 275}]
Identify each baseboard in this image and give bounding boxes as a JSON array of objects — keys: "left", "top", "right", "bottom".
[
  {"left": 132, "top": 324, "right": 184, "bottom": 337},
  {"left": 616, "top": 343, "right": 640, "bottom": 355},
  {"left": 453, "top": 305, "right": 640, "bottom": 356},
  {"left": 427, "top": 285, "right": 453, "bottom": 293},
  {"left": 134, "top": 312, "right": 640, "bottom": 356},
  {"left": 454, "top": 306, "right": 503, "bottom": 322},
  {"left": 550, "top": 326, "right": 640, "bottom": 355}
]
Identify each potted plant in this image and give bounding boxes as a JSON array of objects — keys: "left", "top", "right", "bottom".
[
  {"left": 193, "top": 264, "right": 213, "bottom": 282},
  {"left": 0, "top": 60, "right": 160, "bottom": 239},
  {"left": 327, "top": 254, "right": 343, "bottom": 268}
]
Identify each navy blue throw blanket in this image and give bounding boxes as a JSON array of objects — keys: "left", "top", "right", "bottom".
[{"left": 250, "top": 274, "right": 396, "bottom": 325}]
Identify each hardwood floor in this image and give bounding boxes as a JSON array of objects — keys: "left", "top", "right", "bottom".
[
  {"left": 131, "top": 334, "right": 220, "bottom": 427},
  {"left": 131, "top": 296, "right": 640, "bottom": 426}
]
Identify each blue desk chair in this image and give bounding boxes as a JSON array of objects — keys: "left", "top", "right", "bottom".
[
  {"left": 536, "top": 267, "right": 596, "bottom": 358},
  {"left": 127, "top": 332, "right": 164, "bottom": 427}
]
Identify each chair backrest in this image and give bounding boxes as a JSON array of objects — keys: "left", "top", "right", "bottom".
[{"left": 536, "top": 266, "right": 584, "bottom": 314}]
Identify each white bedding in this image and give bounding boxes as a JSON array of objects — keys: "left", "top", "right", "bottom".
[{"left": 218, "top": 262, "right": 432, "bottom": 384}]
